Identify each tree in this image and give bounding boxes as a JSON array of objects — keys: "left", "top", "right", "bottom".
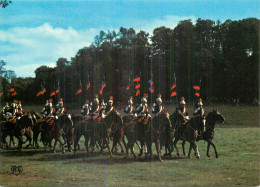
[{"left": 0, "top": 0, "right": 11, "bottom": 8}]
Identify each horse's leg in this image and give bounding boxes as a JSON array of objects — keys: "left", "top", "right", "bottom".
[
  {"left": 105, "top": 137, "right": 113, "bottom": 158},
  {"left": 187, "top": 143, "right": 193, "bottom": 158},
  {"left": 191, "top": 142, "right": 200, "bottom": 159},
  {"left": 173, "top": 138, "right": 180, "bottom": 156},
  {"left": 85, "top": 135, "right": 90, "bottom": 157},
  {"left": 73, "top": 133, "right": 80, "bottom": 154},
  {"left": 53, "top": 138, "right": 57, "bottom": 153},
  {"left": 59, "top": 137, "right": 65, "bottom": 154},
  {"left": 206, "top": 141, "right": 211, "bottom": 158},
  {"left": 118, "top": 141, "right": 125, "bottom": 154},
  {"left": 137, "top": 140, "right": 143, "bottom": 157},
  {"left": 208, "top": 140, "right": 218, "bottom": 158},
  {"left": 182, "top": 140, "right": 186, "bottom": 156},
  {"left": 155, "top": 140, "right": 163, "bottom": 162}
]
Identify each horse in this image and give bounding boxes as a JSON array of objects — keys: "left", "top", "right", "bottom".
[
  {"left": 181, "top": 110, "right": 225, "bottom": 158},
  {"left": 145, "top": 110, "right": 173, "bottom": 162},
  {"left": 1, "top": 113, "right": 34, "bottom": 150},
  {"left": 171, "top": 111, "right": 201, "bottom": 159},
  {"left": 123, "top": 113, "right": 151, "bottom": 160}
]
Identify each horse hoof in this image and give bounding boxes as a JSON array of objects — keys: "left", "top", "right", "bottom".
[
  {"left": 196, "top": 156, "right": 200, "bottom": 159},
  {"left": 216, "top": 155, "right": 218, "bottom": 158}
]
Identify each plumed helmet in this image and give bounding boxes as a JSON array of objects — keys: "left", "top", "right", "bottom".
[
  {"left": 143, "top": 93, "right": 148, "bottom": 98},
  {"left": 157, "top": 93, "right": 162, "bottom": 98},
  {"left": 95, "top": 94, "right": 99, "bottom": 99},
  {"left": 141, "top": 97, "right": 147, "bottom": 103},
  {"left": 180, "top": 97, "right": 185, "bottom": 105},
  {"left": 86, "top": 99, "right": 89, "bottom": 104},
  {"left": 108, "top": 96, "right": 113, "bottom": 104},
  {"left": 49, "top": 98, "right": 53, "bottom": 103},
  {"left": 197, "top": 101, "right": 203, "bottom": 106},
  {"left": 156, "top": 97, "right": 162, "bottom": 105},
  {"left": 94, "top": 98, "right": 99, "bottom": 104}
]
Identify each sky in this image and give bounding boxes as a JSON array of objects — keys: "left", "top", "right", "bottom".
[{"left": 0, "top": 0, "right": 259, "bottom": 77}]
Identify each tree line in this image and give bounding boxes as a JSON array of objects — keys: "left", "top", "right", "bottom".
[{"left": 0, "top": 18, "right": 259, "bottom": 107}]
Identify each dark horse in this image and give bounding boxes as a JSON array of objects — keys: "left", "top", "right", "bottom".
[
  {"left": 171, "top": 112, "right": 201, "bottom": 159},
  {"left": 181, "top": 110, "right": 225, "bottom": 158},
  {"left": 146, "top": 111, "right": 173, "bottom": 162},
  {"left": 1, "top": 113, "right": 34, "bottom": 150},
  {"left": 40, "top": 114, "right": 73, "bottom": 153}
]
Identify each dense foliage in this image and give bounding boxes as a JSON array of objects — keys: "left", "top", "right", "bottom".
[{"left": 0, "top": 18, "right": 259, "bottom": 106}]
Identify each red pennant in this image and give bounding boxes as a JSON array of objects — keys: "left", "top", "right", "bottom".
[
  {"left": 87, "top": 82, "right": 90, "bottom": 90},
  {"left": 150, "top": 89, "right": 154, "bottom": 93},
  {"left": 126, "top": 86, "right": 130, "bottom": 90},
  {"left": 193, "top": 86, "right": 200, "bottom": 90},
  {"left": 99, "top": 89, "right": 103, "bottom": 95},
  {"left": 93, "top": 115, "right": 99, "bottom": 119},
  {"left": 42, "top": 88, "right": 46, "bottom": 94},
  {"left": 135, "top": 84, "right": 140, "bottom": 89},
  {"left": 195, "top": 93, "right": 200, "bottom": 97},
  {"left": 50, "top": 92, "right": 56, "bottom": 97},
  {"left": 76, "top": 89, "right": 82, "bottom": 95},
  {"left": 135, "top": 89, "right": 140, "bottom": 96},
  {"left": 12, "top": 91, "right": 17, "bottom": 96},
  {"left": 133, "top": 77, "right": 140, "bottom": 82},
  {"left": 101, "top": 83, "right": 106, "bottom": 90},
  {"left": 55, "top": 89, "right": 59, "bottom": 94},
  {"left": 10, "top": 88, "right": 14, "bottom": 92},
  {"left": 36, "top": 91, "right": 42, "bottom": 96},
  {"left": 171, "top": 92, "right": 177, "bottom": 97},
  {"left": 171, "top": 84, "right": 176, "bottom": 90}
]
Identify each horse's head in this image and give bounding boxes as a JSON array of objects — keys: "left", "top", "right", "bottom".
[
  {"left": 18, "top": 113, "right": 34, "bottom": 128},
  {"left": 213, "top": 109, "right": 225, "bottom": 123}
]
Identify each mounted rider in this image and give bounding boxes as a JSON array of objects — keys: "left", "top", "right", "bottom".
[
  {"left": 177, "top": 97, "right": 189, "bottom": 125},
  {"left": 136, "top": 93, "right": 151, "bottom": 122},
  {"left": 152, "top": 93, "right": 164, "bottom": 117},
  {"left": 124, "top": 96, "right": 136, "bottom": 118},
  {"left": 102, "top": 96, "right": 114, "bottom": 118},
  {"left": 193, "top": 98, "right": 206, "bottom": 136},
  {"left": 55, "top": 98, "right": 65, "bottom": 117},
  {"left": 45, "top": 99, "right": 55, "bottom": 121},
  {"left": 2, "top": 102, "right": 12, "bottom": 120},
  {"left": 10, "top": 100, "right": 18, "bottom": 117},
  {"left": 90, "top": 94, "right": 100, "bottom": 117},
  {"left": 41, "top": 100, "right": 49, "bottom": 118},
  {"left": 81, "top": 99, "right": 90, "bottom": 119},
  {"left": 100, "top": 98, "right": 107, "bottom": 117},
  {"left": 17, "top": 100, "right": 24, "bottom": 118}
]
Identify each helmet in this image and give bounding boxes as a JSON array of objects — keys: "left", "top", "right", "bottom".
[
  {"left": 141, "top": 97, "right": 147, "bottom": 103},
  {"left": 197, "top": 101, "right": 203, "bottom": 106},
  {"left": 143, "top": 93, "right": 148, "bottom": 98},
  {"left": 94, "top": 98, "right": 99, "bottom": 104},
  {"left": 108, "top": 96, "right": 113, "bottom": 104},
  {"left": 180, "top": 97, "right": 186, "bottom": 105},
  {"left": 157, "top": 93, "right": 162, "bottom": 98},
  {"left": 156, "top": 97, "right": 162, "bottom": 105}
]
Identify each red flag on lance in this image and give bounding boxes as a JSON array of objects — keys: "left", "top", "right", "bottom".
[
  {"left": 135, "top": 89, "right": 140, "bottom": 96},
  {"left": 10, "top": 88, "right": 14, "bottom": 92},
  {"left": 99, "top": 81, "right": 106, "bottom": 95},
  {"left": 193, "top": 86, "right": 200, "bottom": 90},
  {"left": 12, "top": 91, "right": 17, "bottom": 96},
  {"left": 171, "top": 84, "right": 176, "bottom": 90},
  {"left": 87, "top": 82, "right": 90, "bottom": 90},
  {"left": 55, "top": 89, "right": 59, "bottom": 94},
  {"left": 42, "top": 88, "right": 46, "bottom": 94},
  {"left": 126, "top": 86, "right": 130, "bottom": 90},
  {"left": 76, "top": 89, "right": 82, "bottom": 95},
  {"left": 99, "top": 88, "right": 103, "bottom": 95},
  {"left": 195, "top": 92, "right": 200, "bottom": 97},
  {"left": 36, "top": 91, "right": 42, "bottom": 96},
  {"left": 133, "top": 77, "right": 140, "bottom": 82},
  {"left": 135, "top": 84, "right": 140, "bottom": 89},
  {"left": 171, "top": 92, "right": 177, "bottom": 97},
  {"left": 50, "top": 91, "right": 56, "bottom": 97},
  {"left": 148, "top": 79, "right": 154, "bottom": 93}
]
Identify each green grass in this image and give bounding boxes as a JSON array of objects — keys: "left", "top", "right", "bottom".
[{"left": 0, "top": 105, "right": 259, "bottom": 186}]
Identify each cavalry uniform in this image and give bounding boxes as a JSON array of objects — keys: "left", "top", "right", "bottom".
[
  {"left": 46, "top": 99, "right": 55, "bottom": 118},
  {"left": 152, "top": 94, "right": 164, "bottom": 117},
  {"left": 136, "top": 97, "right": 151, "bottom": 118},
  {"left": 17, "top": 101, "right": 23, "bottom": 118},
  {"left": 41, "top": 100, "right": 49, "bottom": 118},
  {"left": 176, "top": 97, "right": 189, "bottom": 125},
  {"left": 194, "top": 98, "right": 205, "bottom": 117},
  {"left": 2, "top": 102, "right": 12, "bottom": 119},
  {"left": 90, "top": 94, "right": 100, "bottom": 116},
  {"left": 103, "top": 96, "right": 114, "bottom": 118},
  {"left": 124, "top": 96, "right": 136, "bottom": 117},
  {"left": 100, "top": 99, "right": 107, "bottom": 117},
  {"left": 55, "top": 98, "right": 65, "bottom": 117},
  {"left": 81, "top": 100, "right": 90, "bottom": 119},
  {"left": 10, "top": 100, "right": 18, "bottom": 117}
]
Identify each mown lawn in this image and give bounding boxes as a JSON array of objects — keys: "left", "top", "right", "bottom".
[{"left": 0, "top": 105, "right": 259, "bottom": 186}]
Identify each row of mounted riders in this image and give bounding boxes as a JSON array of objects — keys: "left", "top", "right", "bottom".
[{"left": 0, "top": 94, "right": 225, "bottom": 162}]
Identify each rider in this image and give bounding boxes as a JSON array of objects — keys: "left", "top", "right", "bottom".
[
  {"left": 55, "top": 98, "right": 65, "bottom": 117},
  {"left": 152, "top": 93, "right": 164, "bottom": 117},
  {"left": 90, "top": 94, "right": 100, "bottom": 116},
  {"left": 124, "top": 96, "right": 136, "bottom": 119},
  {"left": 193, "top": 98, "right": 206, "bottom": 136},
  {"left": 41, "top": 100, "right": 49, "bottom": 118},
  {"left": 136, "top": 95, "right": 151, "bottom": 121},
  {"left": 10, "top": 100, "right": 18, "bottom": 117},
  {"left": 45, "top": 98, "right": 55, "bottom": 120},
  {"left": 17, "top": 100, "right": 24, "bottom": 118},
  {"left": 2, "top": 102, "right": 12, "bottom": 120},
  {"left": 81, "top": 99, "right": 90, "bottom": 119},
  {"left": 100, "top": 98, "right": 107, "bottom": 117},
  {"left": 177, "top": 97, "right": 189, "bottom": 125},
  {"left": 102, "top": 96, "right": 114, "bottom": 118}
]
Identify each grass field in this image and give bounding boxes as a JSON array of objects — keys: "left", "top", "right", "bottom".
[{"left": 0, "top": 105, "right": 259, "bottom": 186}]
